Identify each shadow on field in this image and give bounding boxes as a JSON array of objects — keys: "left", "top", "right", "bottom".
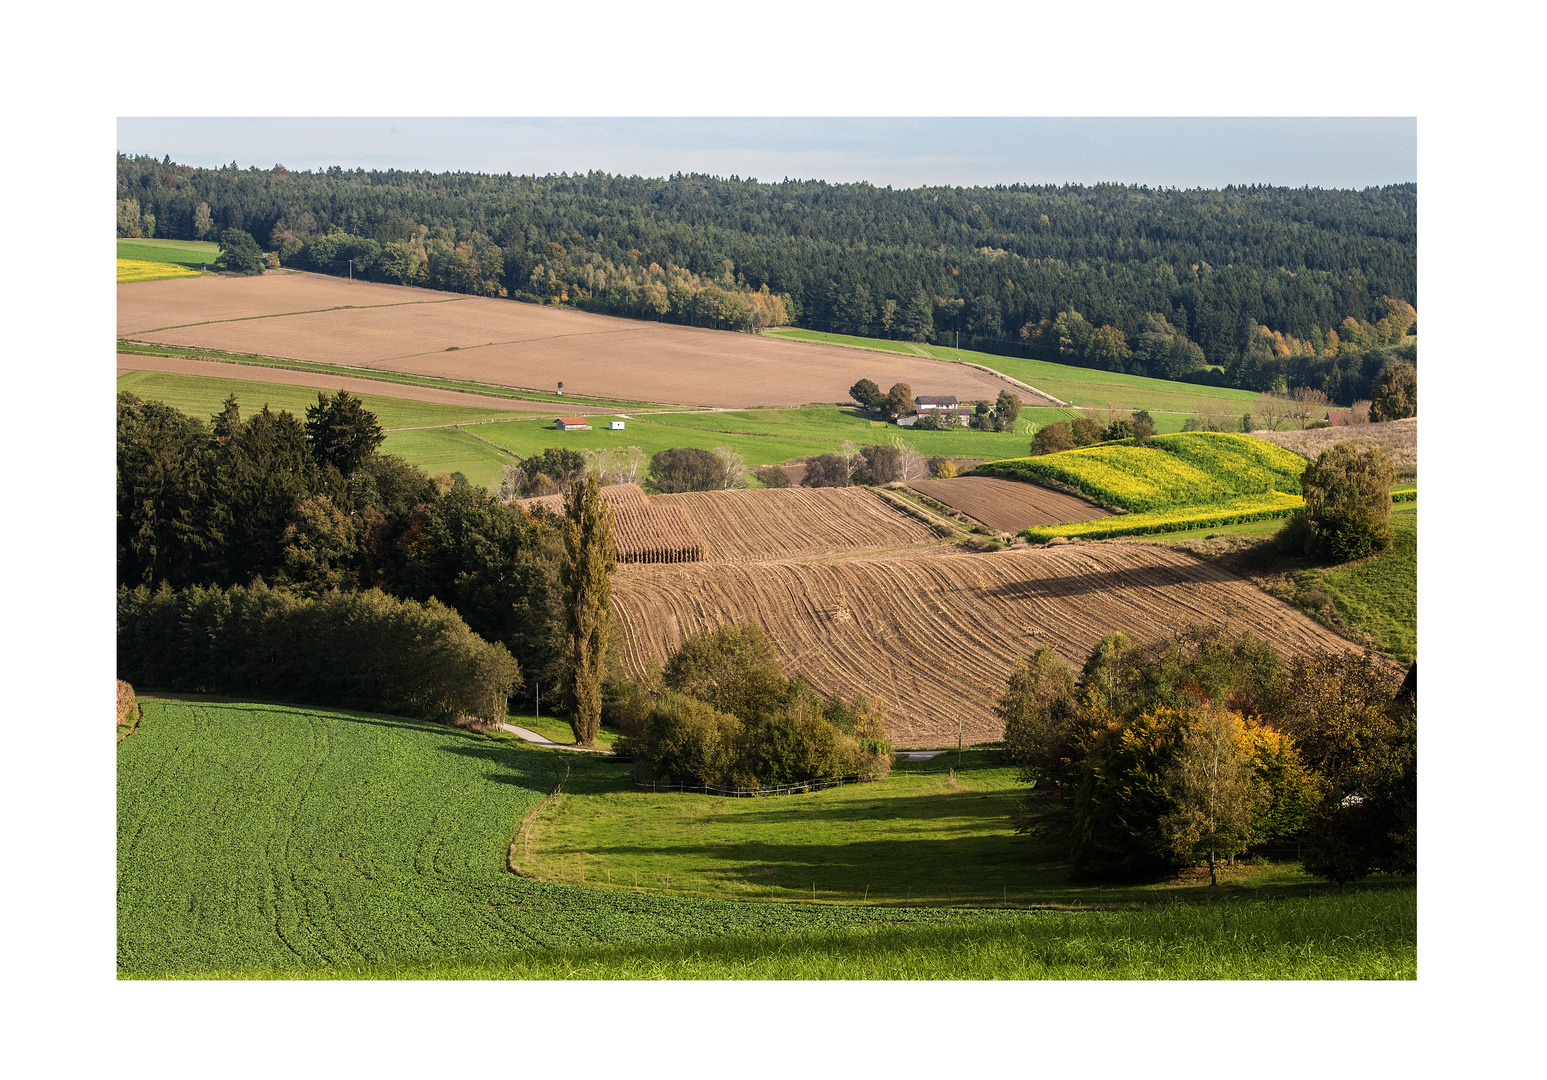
[{"left": 973, "top": 561, "right": 1224, "bottom": 602}]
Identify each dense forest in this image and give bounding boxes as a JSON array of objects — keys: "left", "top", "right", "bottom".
[{"left": 117, "top": 155, "right": 1416, "bottom": 397}]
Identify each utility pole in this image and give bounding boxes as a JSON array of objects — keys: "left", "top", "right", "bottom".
[
  {"left": 348, "top": 258, "right": 353, "bottom": 280},
  {"left": 957, "top": 719, "right": 963, "bottom": 767}
]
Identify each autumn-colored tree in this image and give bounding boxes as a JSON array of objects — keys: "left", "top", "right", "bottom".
[
  {"left": 278, "top": 494, "right": 357, "bottom": 596},
  {"left": 1031, "top": 421, "right": 1075, "bottom": 456},
  {"left": 1160, "top": 708, "right": 1269, "bottom": 885},
  {"left": 1069, "top": 415, "right": 1105, "bottom": 447},
  {"left": 561, "top": 472, "right": 617, "bottom": 746},
  {"left": 882, "top": 382, "right": 915, "bottom": 421}
]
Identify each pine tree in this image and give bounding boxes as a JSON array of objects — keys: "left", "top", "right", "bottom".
[{"left": 561, "top": 472, "right": 617, "bottom": 746}]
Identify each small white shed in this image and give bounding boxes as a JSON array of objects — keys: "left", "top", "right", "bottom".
[{"left": 609, "top": 420, "right": 626, "bottom": 430}]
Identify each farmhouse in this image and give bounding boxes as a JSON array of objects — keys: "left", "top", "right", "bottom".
[
  {"left": 555, "top": 417, "right": 592, "bottom": 431},
  {"left": 915, "top": 395, "right": 958, "bottom": 410}
]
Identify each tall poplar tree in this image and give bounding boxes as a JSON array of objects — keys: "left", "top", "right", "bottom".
[{"left": 561, "top": 473, "right": 617, "bottom": 746}]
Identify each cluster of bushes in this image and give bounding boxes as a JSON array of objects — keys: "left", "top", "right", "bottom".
[
  {"left": 117, "top": 582, "right": 522, "bottom": 726},
  {"left": 1280, "top": 441, "right": 1396, "bottom": 562},
  {"left": 1030, "top": 409, "right": 1155, "bottom": 455},
  {"left": 605, "top": 626, "right": 893, "bottom": 790},
  {"left": 1000, "top": 626, "right": 1414, "bottom": 886}
]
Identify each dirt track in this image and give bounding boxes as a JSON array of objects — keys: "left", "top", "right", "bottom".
[
  {"left": 115, "top": 354, "right": 619, "bottom": 413},
  {"left": 907, "top": 476, "right": 1110, "bottom": 533},
  {"left": 117, "top": 272, "right": 1020, "bottom": 408},
  {"left": 613, "top": 542, "right": 1360, "bottom": 748}
]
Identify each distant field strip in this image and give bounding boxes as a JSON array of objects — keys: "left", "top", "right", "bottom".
[
  {"left": 118, "top": 273, "right": 1019, "bottom": 408},
  {"left": 612, "top": 543, "right": 1361, "bottom": 747}
]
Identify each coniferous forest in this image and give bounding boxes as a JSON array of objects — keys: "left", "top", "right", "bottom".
[{"left": 118, "top": 155, "right": 1416, "bottom": 397}]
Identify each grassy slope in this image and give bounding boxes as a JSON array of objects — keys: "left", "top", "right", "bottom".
[
  {"left": 1303, "top": 510, "right": 1418, "bottom": 663},
  {"left": 120, "top": 698, "right": 1413, "bottom": 979},
  {"left": 767, "top": 328, "right": 1258, "bottom": 411},
  {"left": 525, "top": 749, "right": 1352, "bottom": 908},
  {"left": 118, "top": 698, "right": 1011, "bottom": 976}
]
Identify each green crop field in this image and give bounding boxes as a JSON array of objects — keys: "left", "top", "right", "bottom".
[
  {"left": 766, "top": 328, "right": 1259, "bottom": 413},
  {"left": 378, "top": 427, "right": 521, "bottom": 487},
  {"left": 119, "top": 698, "right": 1413, "bottom": 979},
  {"left": 155, "top": 888, "right": 1415, "bottom": 980},
  {"left": 118, "top": 698, "right": 1015, "bottom": 977},
  {"left": 977, "top": 432, "right": 1307, "bottom": 514}
]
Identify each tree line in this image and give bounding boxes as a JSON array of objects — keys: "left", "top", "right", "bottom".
[{"left": 120, "top": 154, "right": 1415, "bottom": 387}]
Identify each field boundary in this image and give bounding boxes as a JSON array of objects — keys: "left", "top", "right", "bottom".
[
  {"left": 634, "top": 773, "right": 884, "bottom": 798},
  {"left": 117, "top": 340, "right": 672, "bottom": 410}
]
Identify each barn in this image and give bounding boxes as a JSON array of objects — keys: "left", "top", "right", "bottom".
[{"left": 555, "top": 417, "right": 592, "bottom": 431}]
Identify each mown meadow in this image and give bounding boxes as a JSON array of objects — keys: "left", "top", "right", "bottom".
[{"left": 117, "top": 238, "right": 222, "bottom": 283}]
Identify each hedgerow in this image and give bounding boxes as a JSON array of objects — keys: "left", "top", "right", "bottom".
[
  {"left": 1022, "top": 493, "right": 1304, "bottom": 542},
  {"left": 976, "top": 432, "right": 1307, "bottom": 513}
]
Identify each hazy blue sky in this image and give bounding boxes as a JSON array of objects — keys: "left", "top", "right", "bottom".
[{"left": 117, "top": 117, "right": 1415, "bottom": 189}]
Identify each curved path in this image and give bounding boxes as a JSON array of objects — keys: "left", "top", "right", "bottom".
[{"left": 499, "top": 723, "right": 611, "bottom": 753}]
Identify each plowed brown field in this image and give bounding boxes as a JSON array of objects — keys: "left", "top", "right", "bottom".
[
  {"left": 907, "top": 476, "right": 1111, "bottom": 533},
  {"left": 612, "top": 543, "right": 1361, "bottom": 747},
  {"left": 662, "top": 487, "right": 942, "bottom": 562},
  {"left": 118, "top": 272, "right": 1019, "bottom": 408},
  {"left": 611, "top": 502, "right": 707, "bottom": 564}
]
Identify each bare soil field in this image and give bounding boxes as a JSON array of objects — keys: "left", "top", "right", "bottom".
[
  {"left": 907, "top": 476, "right": 1110, "bottom": 533},
  {"left": 612, "top": 543, "right": 1361, "bottom": 747},
  {"left": 611, "top": 502, "right": 708, "bottom": 564},
  {"left": 115, "top": 354, "right": 620, "bottom": 413},
  {"left": 1252, "top": 418, "right": 1417, "bottom": 479},
  {"left": 518, "top": 483, "right": 649, "bottom": 515},
  {"left": 663, "top": 487, "right": 942, "bottom": 563},
  {"left": 118, "top": 272, "right": 1019, "bottom": 408}
]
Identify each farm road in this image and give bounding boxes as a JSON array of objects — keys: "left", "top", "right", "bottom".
[{"left": 500, "top": 723, "right": 611, "bottom": 753}]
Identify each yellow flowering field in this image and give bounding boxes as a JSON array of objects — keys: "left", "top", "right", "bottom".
[
  {"left": 977, "top": 432, "right": 1306, "bottom": 512},
  {"left": 117, "top": 259, "right": 201, "bottom": 284},
  {"left": 1022, "top": 492, "right": 1304, "bottom": 542}
]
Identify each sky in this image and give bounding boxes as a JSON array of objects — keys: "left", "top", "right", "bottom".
[{"left": 115, "top": 117, "right": 1416, "bottom": 190}]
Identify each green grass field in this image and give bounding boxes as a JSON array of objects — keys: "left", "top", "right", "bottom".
[
  {"left": 520, "top": 747, "right": 1346, "bottom": 908},
  {"left": 149, "top": 888, "right": 1415, "bottom": 980},
  {"left": 1301, "top": 511, "right": 1418, "bottom": 663},
  {"left": 117, "top": 237, "right": 223, "bottom": 269},
  {"left": 119, "top": 697, "right": 1413, "bottom": 979},
  {"left": 767, "top": 328, "right": 1259, "bottom": 413}
]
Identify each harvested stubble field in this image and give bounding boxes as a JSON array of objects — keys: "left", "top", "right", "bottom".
[
  {"left": 612, "top": 543, "right": 1360, "bottom": 747},
  {"left": 906, "top": 476, "right": 1111, "bottom": 533},
  {"left": 1252, "top": 418, "right": 1417, "bottom": 479},
  {"left": 662, "top": 487, "right": 943, "bottom": 563},
  {"left": 118, "top": 272, "right": 1018, "bottom": 408},
  {"left": 518, "top": 482, "right": 648, "bottom": 515}
]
